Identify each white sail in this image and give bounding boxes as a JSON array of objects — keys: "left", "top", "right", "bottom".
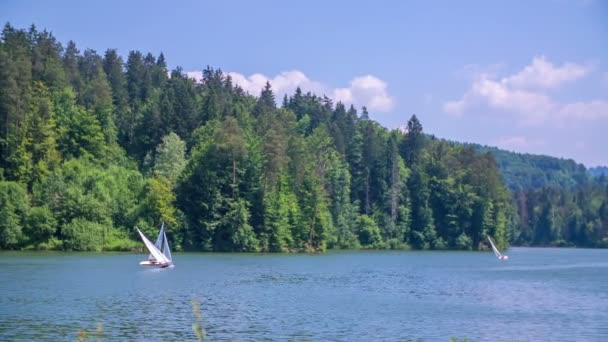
[
  {"left": 137, "top": 228, "right": 170, "bottom": 264},
  {"left": 487, "top": 236, "right": 502, "bottom": 259},
  {"left": 149, "top": 222, "right": 165, "bottom": 260},
  {"left": 154, "top": 222, "right": 165, "bottom": 250},
  {"left": 162, "top": 231, "right": 172, "bottom": 262}
]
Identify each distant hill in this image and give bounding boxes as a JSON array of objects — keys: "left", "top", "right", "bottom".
[
  {"left": 589, "top": 166, "right": 608, "bottom": 178},
  {"left": 468, "top": 145, "right": 588, "bottom": 190}
]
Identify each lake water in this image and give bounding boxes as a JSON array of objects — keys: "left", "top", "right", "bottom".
[{"left": 1, "top": 248, "right": 607, "bottom": 341}]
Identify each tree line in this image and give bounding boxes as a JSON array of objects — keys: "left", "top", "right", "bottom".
[
  {"left": 473, "top": 145, "right": 608, "bottom": 248},
  {"left": 0, "top": 23, "right": 605, "bottom": 251}
]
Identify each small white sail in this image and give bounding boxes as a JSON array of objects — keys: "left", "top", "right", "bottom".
[
  {"left": 137, "top": 228, "right": 170, "bottom": 264},
  {"left": 154, "top": 222, "right": 165, "bottom": 250},
  {"left": 487, "top": 236, "right": 508, "bottom": 260},
  {"left": 162, "top": 231, "right": 172, "bottom": 262},
  {"left": 149, "top": 222, "right": 165, "bottom": 261}
]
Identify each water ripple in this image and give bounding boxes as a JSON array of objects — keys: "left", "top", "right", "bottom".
[{"left": 0, "top": 249, "right": 607, "bottom": 341}]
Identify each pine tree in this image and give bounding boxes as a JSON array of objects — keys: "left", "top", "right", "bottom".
[
  {"left": 401, "top": 114, "right": 424, "bottom": 166},
  {"left": 78, "top": 50, "right": 113, "bottom": 137},
  {"left": 30, "top": 29, "right": 67, "bottom": 90},
  {"left": 23, "top": 82, "right": 61, "bottom": 186},
  {"left": 63, "top": 40, "right": 82, "bottom": 94},
  {"left": 103, "top": 49, "right": 130, "bottom": 145},
  {"left": 0, "top": 24, "right": 32, "bottom": 170}
]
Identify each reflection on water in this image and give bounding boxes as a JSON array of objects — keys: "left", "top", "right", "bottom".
[{"left": 0, "top": 248, "right": 607, "bottom": 341}]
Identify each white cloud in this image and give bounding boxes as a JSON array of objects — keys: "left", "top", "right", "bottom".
[
  {"left": 186, "top": 71, "right": 203, "bottom": 83},
  {"left": 444, "top": 99, "right": 467, "bottom": 117},
  {"left": 186, "top": 70, "right": 395, "bottom": 113},
  {"left": 444, "top": 56, "right": 607, "bottom": 125},
  {"left": 444, "top": 77, "right": 554, "bottom": 123},
  {"left": 502, "top": 56, "right": 592, "bottom": 90},
  {"left": 226, "top": 70, "right": 324, "bottom": 100},
  {"left": 474, "top": 78, "right": 554, "bottom": 125},
  {"left": 332, "top": 75, "right": 395, "bottom": 112}
]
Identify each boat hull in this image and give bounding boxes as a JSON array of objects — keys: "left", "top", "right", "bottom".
[{"left": 139, "top": 260, "right": 173, "bottom": 268}]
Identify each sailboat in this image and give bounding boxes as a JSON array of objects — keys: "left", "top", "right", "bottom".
[
  {"left": 487, "top": 236, "right": 508, "bottom": 260},
  {"left": 136, "top": 222, "right": 173, "bottom": 268}
]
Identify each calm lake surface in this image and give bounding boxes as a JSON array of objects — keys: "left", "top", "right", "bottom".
[{"left": 1, "top": 248, "right": 607, "bottom": 341}]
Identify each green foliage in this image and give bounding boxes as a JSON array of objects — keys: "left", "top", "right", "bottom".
[
  {"left": 401, "top": 114, "right": 425, "bottom": 165},
  {"left": 455, "top": 233, "right": 473, "bottom": 250},
  {"left": 23, "top": 81, "right": 61, "bottom": 185},
  {"left": 356, "top": 215, "right": 382, "bottom": 247},
  {"left": 474, "top": 144, "right": 587, "bottom": 190},
  {"left": 218, "top": 198, "right": 259, "bottom": 252},
  {"left": 33, "top": 236, "right": 63, "bottom": 250},
  {"left": 103, "top": 227, "right": 140, "bottom": 251},
  {"left": 408, "top": 168, "right": 436, "bottom": 249},
  {"left": 153, "top": 132, "right": 187, "bottom": 182},
  {"left": 262, "top": 175, "right": 297, "bottom": 252},
  {"left": 79, "top": 49, "right": 117, "bottom": 145},
  {"left": 4, "top": 137, "right": 32, "bottom": 184},
  {"left": 0, "top": 181, "right": 29, "bottom": 249},
  {"left": 511, "top": 178, "right": 608, "bottom": 248},
  {"left": 61, "top": 218, "right": 105, "bottom": 251},
  {"left": 31, "top": 158, "right": 145, "bottom": 249},
  {"left": 327, "top": 149, "right": 358, "bottom": 249},
  {"left": 24, "top": 205, "right": 57, "bottom": 246},
  {"left": 140, "top": 174, "right": 179, "bottom": 229},
  {"left": 53, "top": 87, "right": 106, "bottom": 159}
]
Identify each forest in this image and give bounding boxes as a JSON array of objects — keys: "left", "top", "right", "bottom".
[{"left": 1, "top": 23, "right": 607, "bottom": 252}]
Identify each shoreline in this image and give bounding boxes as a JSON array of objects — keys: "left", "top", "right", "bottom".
[{"left": 1, "top": 245, "right": 606, "bottom": 254}]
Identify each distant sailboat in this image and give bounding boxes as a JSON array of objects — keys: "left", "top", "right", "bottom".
[
  {"left": 487, "top": 236, "right": 508, "bottom": 260},
  {"left": 137, "top": 222, "right": 173, "bottom": 268}
]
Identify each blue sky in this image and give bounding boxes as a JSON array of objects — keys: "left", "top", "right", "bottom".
[{"left": 2, "top": 0, "right": 607, "bottom": 166}]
